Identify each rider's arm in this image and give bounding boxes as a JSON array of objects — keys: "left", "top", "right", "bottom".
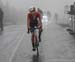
[
  {"left": 27, "top": 13, "right": 30, "bottom": 31},
  {"left": 38, "top": 12, "right": 42, "bottom": 29}
]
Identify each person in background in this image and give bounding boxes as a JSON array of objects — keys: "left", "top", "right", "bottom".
[
  {"left": 0, "top": 8, "right": 3, "bottom": 31},
  {"left": 37, "top": 8, "right": 43, "bottom": 42},
  {"left": 37, "top": 8, "right": 43, "bottom": 16}
]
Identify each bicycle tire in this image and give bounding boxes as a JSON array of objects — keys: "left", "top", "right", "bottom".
[
  {"left": 36, "top": 40, "right": 39, "bottom": 56},
  {"left": 37, "top": 46, "right": 39, "bottom": 56}
]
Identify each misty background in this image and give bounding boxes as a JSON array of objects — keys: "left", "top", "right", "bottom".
[{"left": 0, "top": 0, "right": 75, "bottom": 25}]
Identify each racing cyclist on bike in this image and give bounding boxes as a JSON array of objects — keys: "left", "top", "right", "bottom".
[{"left": 27, "top": 7, "right": 43, "bottom": 51}]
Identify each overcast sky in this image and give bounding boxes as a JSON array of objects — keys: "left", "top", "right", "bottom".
[
  {"left": 1, "top": 0, "right": 75, "bottom": 16},
  {"left": 1, "top": 0, "right": 75, "bottom": 9},
  {"left": 1, "top": 0, "right": 75, "bottom": 25}
]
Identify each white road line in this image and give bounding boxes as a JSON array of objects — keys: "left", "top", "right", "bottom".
[{"left": 9, "top": 32, "right": 25, "bottom": 62}]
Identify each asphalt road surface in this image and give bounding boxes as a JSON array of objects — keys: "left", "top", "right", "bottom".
[{"left": 0, "top": 21, "right": 75, "bottom": 62}]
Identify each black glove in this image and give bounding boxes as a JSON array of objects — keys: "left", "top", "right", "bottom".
[{"left": 27, "top": 29, "right": 30, "bottom": 34}]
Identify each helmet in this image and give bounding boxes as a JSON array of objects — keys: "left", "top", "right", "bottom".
[{"left": 29, "top": 6, "right": 36, "bottom": 12}]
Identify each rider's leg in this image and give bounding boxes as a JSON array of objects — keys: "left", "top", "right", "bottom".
[
  {"left": 34, "top": 32, "right": 39, "bottom": 46},
  {"left": 31, "top": 32, "right": 36, "bottom": 51},
  {"left": 31, "top": 32, "right": 35, "bottom": 48},
  {"left": 34, "top": 32, "right": 37, "bottom": 42}
]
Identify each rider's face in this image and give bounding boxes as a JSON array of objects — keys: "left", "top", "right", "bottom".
[{"left": 31, "top": 11, "right": 35, "bottom": 15}]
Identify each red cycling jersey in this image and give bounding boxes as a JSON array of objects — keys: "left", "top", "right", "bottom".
[{"left": 27, "top": 11, "right": 42, "bottom": 30}]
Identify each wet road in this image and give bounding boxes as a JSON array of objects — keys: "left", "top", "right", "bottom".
[
  {"left": 0, "top": 21, "right": 75, "bottom": 62},
  {"left": 11, "top": 23, "right": 75, "bottom": 62}
]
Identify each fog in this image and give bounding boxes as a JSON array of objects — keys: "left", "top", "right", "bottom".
[{"left": 0, "top": 0, "right": 75, "bottom": 25}]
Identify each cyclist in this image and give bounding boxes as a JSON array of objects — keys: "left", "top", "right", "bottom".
[
  {"left": 37, "top": 8, "right": 43, "bottom": 16},
  {"left": 27, "top": 7, "right": 43, "bottom": 51},
  {"left": 37, "top": 8, "right": 43, "bottom": 41}
]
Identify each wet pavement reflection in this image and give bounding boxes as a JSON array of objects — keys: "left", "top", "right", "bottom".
[
  {"left": 31, "top": 54, "right": 39, "bottom": 62},
  {"left": 31, "top": 54, "right": 43, "bottom": 62}
]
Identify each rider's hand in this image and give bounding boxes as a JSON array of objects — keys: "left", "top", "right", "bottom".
[
  {"left": 38, "top": 26, "right": 43, "bottom": 32},
  {"left": 41, "top": 28, "right": 43, "bottom": 32},
  {"left": 27, "top": 30, "right": 30, "bottom": 34},
  {"left": 27, "top": 28, "right": 30, "bottom": 34}
]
